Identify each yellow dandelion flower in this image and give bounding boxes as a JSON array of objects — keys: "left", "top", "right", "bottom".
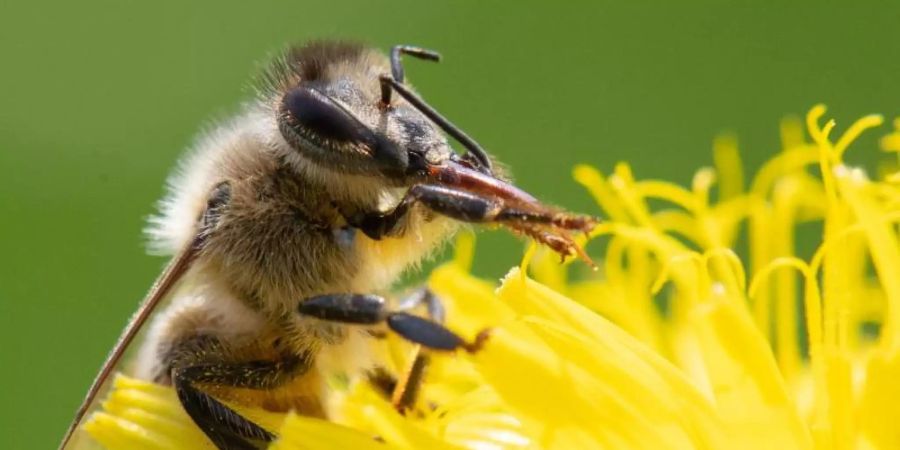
[{"left": 77, "top": 105, "right": 900, "bottom": 450}]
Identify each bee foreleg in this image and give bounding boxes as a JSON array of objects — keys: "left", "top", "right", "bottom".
[
  {"left": 350, "top": 183, "right": 562, "bottom": 240},
  {"left": 168, "top": 337, "right": 311, "bottom": 450},
  {"left": 298, "top": 293, "right": 487, "bottom": 353}
]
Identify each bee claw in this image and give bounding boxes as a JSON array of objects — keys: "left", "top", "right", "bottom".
[{"left": 463, "top": 328, "right": 491, "bottom": 353}]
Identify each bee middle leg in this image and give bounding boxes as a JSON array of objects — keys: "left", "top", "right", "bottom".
[
  {"left": 397, "top": 287, "right": 444, "bottom": 323},
  {"left": 298, "top": 291, "right": 479, "bottom": 412},
  {"left": 167, "top": 337, "right": 312, "bottom": 450},
  {"left": 391, "top": 288, "right": 443, "bottom": 411},
  {"left": 298, "top": 293, "right": 487, "bottom": 353}
]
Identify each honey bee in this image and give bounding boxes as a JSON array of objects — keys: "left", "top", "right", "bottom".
[{"left": 60, "top": 41, "right": 595, "bottom": 450}]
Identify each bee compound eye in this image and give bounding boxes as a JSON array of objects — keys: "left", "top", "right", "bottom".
[
  {"left": 283, "top": 87, "right": 368, "bottom": 144},
  {"left": 281, "top": 87, "right": 408, "bottom": 176}
]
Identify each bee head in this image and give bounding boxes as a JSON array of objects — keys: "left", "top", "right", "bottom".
[{"left": 268, "top": 41, "right": 459, "bottom": 183}]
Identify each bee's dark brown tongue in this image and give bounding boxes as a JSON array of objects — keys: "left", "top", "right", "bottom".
[{"left": 426, "top": 160, "right": 539, "bottom": 205}]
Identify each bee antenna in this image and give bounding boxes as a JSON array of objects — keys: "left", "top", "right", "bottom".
[
  {"left": 379, "top": 75, "right": 493, "bottom": 172},
  {"left": 390, "top": 45, "right": 441, "bottom": 84}
]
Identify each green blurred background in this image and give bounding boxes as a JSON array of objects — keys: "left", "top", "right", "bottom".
[{"left": 2, "top": 1, "right": 899, "bottom": 448}]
